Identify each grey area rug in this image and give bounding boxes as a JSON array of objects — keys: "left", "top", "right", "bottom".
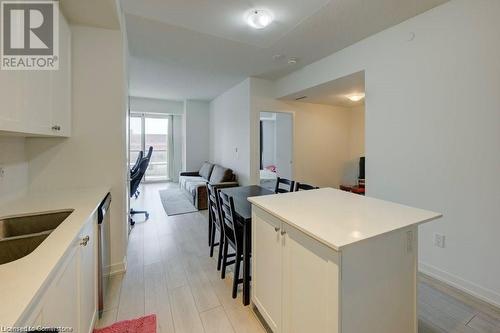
[{"left": 159, "top": 188, "right": 197, "bottom": 216}]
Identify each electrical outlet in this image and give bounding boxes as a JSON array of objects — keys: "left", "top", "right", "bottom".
[{"left": 434, "top": 233, "right": 446, "bottom": 248}]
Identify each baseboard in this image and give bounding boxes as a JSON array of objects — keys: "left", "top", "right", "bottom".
[
  {"left": 419, "top": 261, "right": 500, "bottom": 309},
  {"left": 108, "top": 257, "right": 127, "bottom": 276}
]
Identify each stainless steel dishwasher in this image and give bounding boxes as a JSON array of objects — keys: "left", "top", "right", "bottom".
[{"left": 98, "top": 192, "right": 111, "bottom": 318}]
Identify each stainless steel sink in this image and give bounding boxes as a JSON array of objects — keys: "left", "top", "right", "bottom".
[{"left": 0, "top": 210, "right": 74, "bottom": 264}]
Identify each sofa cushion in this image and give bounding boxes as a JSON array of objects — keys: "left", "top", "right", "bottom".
[
  {"left": 199, "top": 162, "right": 214, "bottom": 180},
  {"left": 209, "top": 165, "right": 234, "bottom": 183},
  {"left": 179, "top": 175, "right": 204, "bottom": 190},
  {"left": 185, "top": 179, "right": 208, "bottom": 197}
]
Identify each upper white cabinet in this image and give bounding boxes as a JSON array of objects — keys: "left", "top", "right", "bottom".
[{"left": 0, "top": 12, "right": 71, "bottom": 137}]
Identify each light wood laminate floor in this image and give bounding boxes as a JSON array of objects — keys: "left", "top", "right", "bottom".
[{"left": 96, "top": 183, "right": 500, "bottom": 333}]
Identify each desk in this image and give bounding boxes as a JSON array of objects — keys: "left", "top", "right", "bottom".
[{"left": 220, "top": 185, "right": 274, "bottom": 305}]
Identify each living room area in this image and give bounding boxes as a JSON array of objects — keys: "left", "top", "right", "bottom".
[
  {"left": 130, "top": 69, "right": 367, "bottom": 220},
  {"left": 115, "top": 0, "right": 500, "bottom": 331}
]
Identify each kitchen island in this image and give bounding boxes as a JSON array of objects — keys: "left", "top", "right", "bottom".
[{"left": 248, "top": 188, "right": 442, "bottom": 333}]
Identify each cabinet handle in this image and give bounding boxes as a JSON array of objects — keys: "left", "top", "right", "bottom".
[
  {"left": 274, "top": 226, "right": 280, "bottom": 232},
  {"left": 80, "top": 235, "right": 90, "bottom": 246},
  {"left": 280, "top": 230, "right": 286, "bottom": 236},
  {"left": 51, "top": 125, "right": 61, "bottom": 131}
]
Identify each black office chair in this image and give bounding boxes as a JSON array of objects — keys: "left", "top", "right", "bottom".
[
  {"left": 144, "top": 146, "right": 153, "bottom": 161},
  {"left": 130, "top": 151, "right": 144, "bottom": 175},
  {"left": 294, "top": 182, "right": 319, "bottom": 191},
  {"left": 130, "top": 147, "right": 153, "bottom": 226},
  {"left": 130, "top": 151, "right": 144, "bottom": 198},
  {"left": 275, "top": 177, "right": 295, "bottom": 193}
]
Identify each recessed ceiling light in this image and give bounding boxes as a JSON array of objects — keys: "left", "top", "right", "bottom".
[
  {"left": 347, "top": 93, "right": 365, "bottom": 102},
  {"left": 246, "top": 9, "right": 274, "bottom": 29},
  {"left": 288, "top": 57, "right": 298, "bottom": 65}
]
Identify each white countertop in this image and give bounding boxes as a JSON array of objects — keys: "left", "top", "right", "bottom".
[
  {"left": 248, "top": 188, "right": 442, "bottom": 251},
  {"left": 0, "top": 187, "right": 110, "bottom": 326}
]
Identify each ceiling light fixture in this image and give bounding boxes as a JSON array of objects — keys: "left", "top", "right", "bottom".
[
  {"left": 347, "top": 93, "right": 365, "bottom": 102},
  {"left": 246, "top": 9, "right": 274, "bottom": 29}
]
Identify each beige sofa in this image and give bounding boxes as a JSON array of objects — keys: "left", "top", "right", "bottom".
[{"left": 179, "top": 162, "right": 238, "bottom": 209}]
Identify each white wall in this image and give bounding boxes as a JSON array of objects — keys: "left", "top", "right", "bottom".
[
  {"left": 210, "top": 77, "right": 364, "bottom": 188},
  {"left": 171, "top": 115, "right": 183, "bottom": 181},
  {"left": 274, "top": 113, "right": 293, "bottom": 179},
  {"left": 26, "top": 26, "right": 127, "bottom": 272},
  {"left": 209, "top": 79, "right": 252, "bottom": 185},
  {"left": 275, "top": 0, "right": 500, "bottom": 307},
  {"left": 343, "top": 105, "right": 366, "bottom": 184},
  {"left": 0, "top": 137, "right": 29, "bottom": 203},
  {"left": 130, "top": 96, "right": 183, "bottom": 115},
  {"left": 250, "top": 78, "right": 362, "bottom": 188},
  {"left": 260, "top": 119, "right": 276, "bottom": 169},
  {"left": 183, "top": 100, "right": 210, "bottom": 171}
]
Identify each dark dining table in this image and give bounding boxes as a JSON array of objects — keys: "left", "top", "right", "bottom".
[{"left": 220, "top": 185, "right": 274, "bottom": 305}]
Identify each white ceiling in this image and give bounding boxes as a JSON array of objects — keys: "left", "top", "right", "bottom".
[
  {"left": 122, "top": 0, "right": 330, "bottom": 49},
  {"left": 61, "top": 0, "right": 120, "bottom": 30},
  {"left": 283, "top": 71, "right": 365, "bottom": 108},
  {"left": 122, "top": 0, "right": 449, "bottom": 101}
]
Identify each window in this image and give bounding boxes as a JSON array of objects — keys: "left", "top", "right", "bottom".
[{"left": 130, "top": 113, "right": 171, "bottom": 182}]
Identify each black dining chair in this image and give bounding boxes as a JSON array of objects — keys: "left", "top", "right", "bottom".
[
  {"left": 218, "top": 190, "right": 246, "bottom": 298},
  {"left": 275, "top": 177, "right": 295, "bottom": 194},
  {"left": 207, "top": 183, "right": 225, "bottom": 270},
  {"left": 294, "top": 182, "right": 319, "bottom": 191}
]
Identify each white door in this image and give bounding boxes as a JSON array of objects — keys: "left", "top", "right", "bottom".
[
  {"left": 79, "top": 218, "right": 97, "bottom": 333},
  {"left": 274, "top": 113, "right": 293, "bottom": 179},
  {"left": 252, "top": 208, "right": 283, "bottom": 333},
  {"left": 282, "top": 224, "right": 340, "bottom": 333},
  {"left": 42, "top": 246, "right": 79, "bottom": 329}
]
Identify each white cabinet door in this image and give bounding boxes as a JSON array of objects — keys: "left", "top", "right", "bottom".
[
  {"left": 24, "top": 70, "right": 53, "bottom": 135},
  {"left": 51, "top": 11, "right": 71, "bottom": 137},
  {"left": 252, "top": 207, "right": 283, "bottom": 333},
  {"left": 42, "top": 245, "right": 79, "bottom": 330},
  {"left": 0, "top": 71, "right": 24, "bottom": 133},
  {"left": 0, "top": 11, "right": 70, "bottom": 137},
  {"left": 79, "top": 217, "right": 97, "bottom": 333},
  {"left": 282, "top": 224, "right": 340, "bottom": 333}
]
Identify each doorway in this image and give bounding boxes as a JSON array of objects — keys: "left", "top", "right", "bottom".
[
  {"left": 130, "top": 113, "right": 171, "bottom": 182},
  {"left": 259, "top": 111, "right": 293, "bottom": 190}
]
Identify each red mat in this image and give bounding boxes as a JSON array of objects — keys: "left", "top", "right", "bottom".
[{"left": 94, "top": 314, "right": 156, "bottom": 333}]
